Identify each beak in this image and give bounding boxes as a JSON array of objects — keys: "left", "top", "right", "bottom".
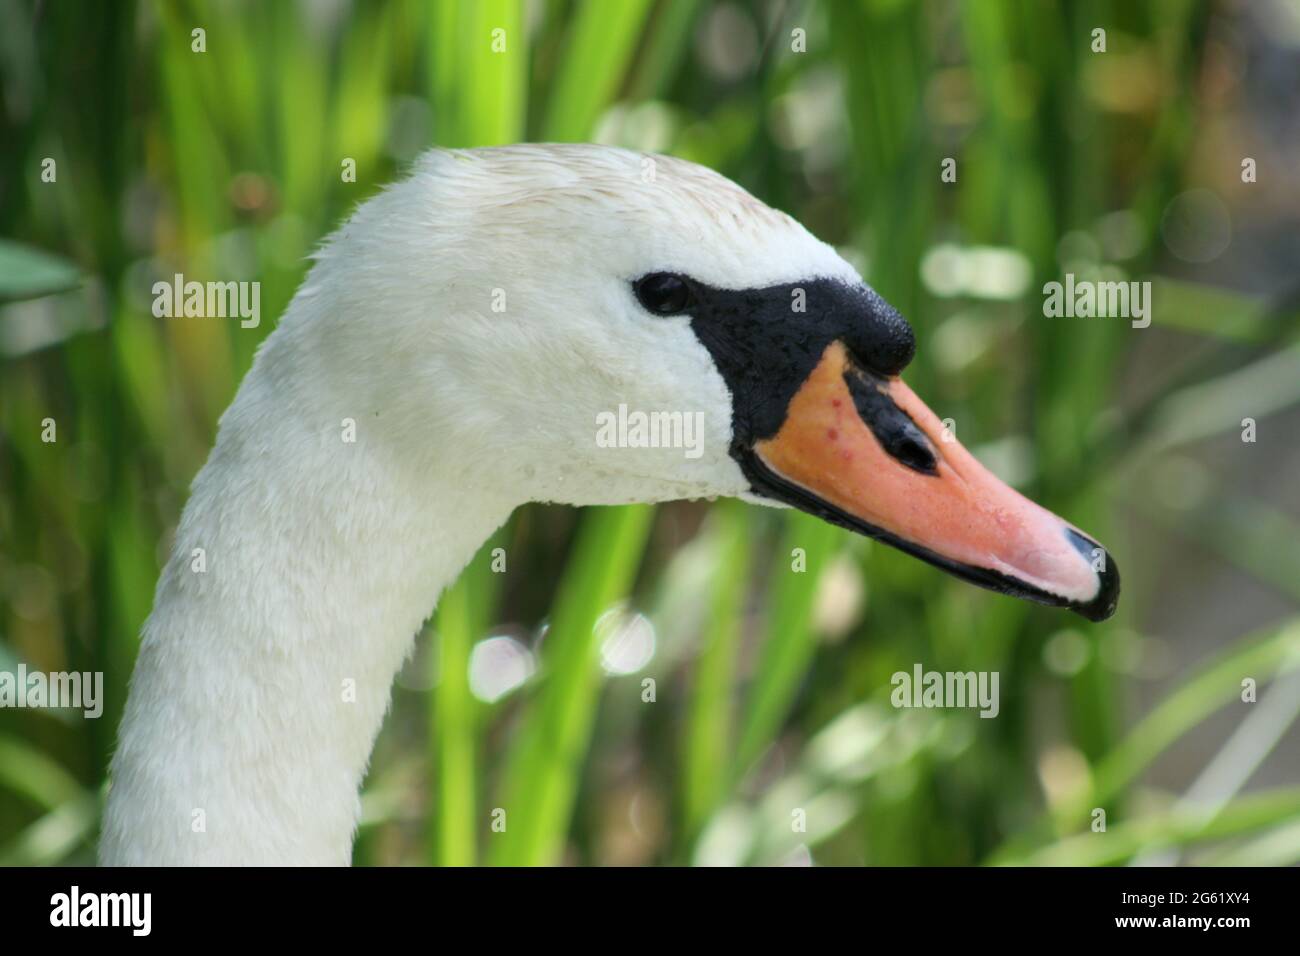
[{"left": 743, "top": 342, "right": 1119, "bottom": 621}]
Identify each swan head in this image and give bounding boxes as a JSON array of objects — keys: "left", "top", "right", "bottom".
[{"left": 304, "top": 144, "right": 1118, "bottom": 622}]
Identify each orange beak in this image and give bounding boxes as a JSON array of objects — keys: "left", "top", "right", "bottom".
[{"left": 748, "top": 342, "right": 1119, "bottom": 621}]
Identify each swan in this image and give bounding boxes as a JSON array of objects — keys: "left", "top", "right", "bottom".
[{"left": 99, "top": 144, "right": 1119, "bottom": 865}]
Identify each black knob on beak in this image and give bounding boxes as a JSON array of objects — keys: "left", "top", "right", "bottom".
[{"left": 842, "top": 287, "right": 916, "bottom": 377}]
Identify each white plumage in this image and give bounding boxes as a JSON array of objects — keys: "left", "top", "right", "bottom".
[{"left": 100, "top": 145, "right": 860, "bottom": 865}]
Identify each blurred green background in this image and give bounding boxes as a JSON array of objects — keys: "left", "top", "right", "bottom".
[{"left": 2, "top": 0, "right": 1299, "bottom": 866}]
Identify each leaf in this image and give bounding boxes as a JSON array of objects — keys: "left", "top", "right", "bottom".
[
  {"left": 488, "top": 505, "right": 654, "bottom": 866},
  {"left": 1004, "top": 787, "right": 1300, "bottom": 867},
  {"left": 542, "top": 0, "right": 654, "bottom": 141},
  {"left": 682, "top": 500, "right": 751, "bottom": 842},
  {"left": 0, "top": 734, "right": 85, "bottom": 810},
  {"left": 1062, "top": 618, "right": 1300, "bottom": 834},
  {"left": 735, "top": 511, "right": 841, "bottom": 776},
  {"left": 0, "top": 240, "right": 81, "bottom": 303},
  {"left": 1150, "top": 277, "right": 1298, "bottom": 345}
]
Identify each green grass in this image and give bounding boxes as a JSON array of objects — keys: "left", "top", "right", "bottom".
[
  {"left": 488, "top": 504, "right": 654, "bottom": 866},
  {"left": 1, "top": 0, "right": 1297, "bottom": 867}
]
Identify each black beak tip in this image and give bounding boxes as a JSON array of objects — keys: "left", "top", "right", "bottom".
[{"left": 1065, "top": 529, "right": 1121, "bottom": 623}]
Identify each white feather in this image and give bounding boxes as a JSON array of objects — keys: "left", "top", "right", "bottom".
[{"left": 99, "top": 144, "right": 862, "bottom": 865}]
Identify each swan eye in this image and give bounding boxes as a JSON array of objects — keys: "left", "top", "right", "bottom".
[{"left": 634, "top": 273, "right": 693, "bottom": 315}]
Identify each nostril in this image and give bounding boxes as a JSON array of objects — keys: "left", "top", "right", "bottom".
[
  {"left": 893, "top": 430, "right": 937, "bottom": 475},
  {"left": 843, "top": 364, "right": 938, "bottom": 476}
]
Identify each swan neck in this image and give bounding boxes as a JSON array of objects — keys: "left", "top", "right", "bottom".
[{"left": 101, "top": 358, "right": 510, "bottom": 864}]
